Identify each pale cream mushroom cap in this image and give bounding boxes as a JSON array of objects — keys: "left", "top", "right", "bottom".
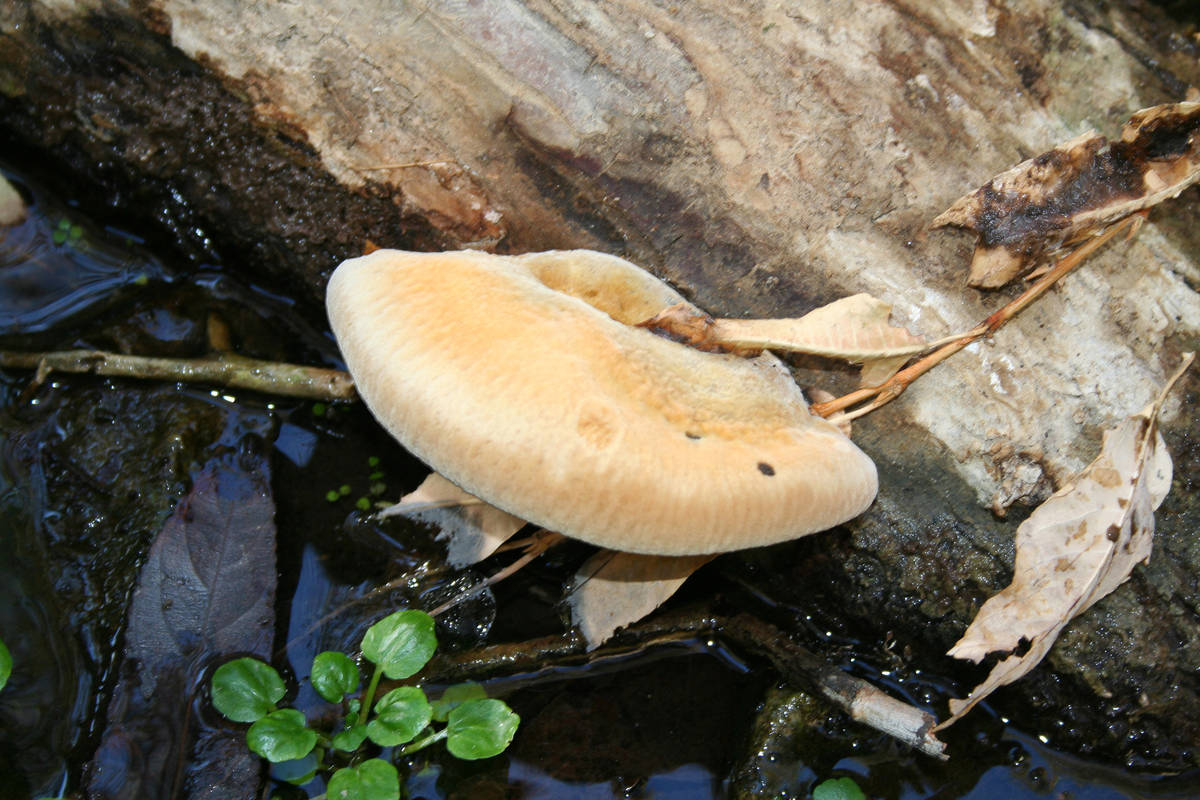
[{"left": 326, "top": 249, "right": 878, "bottom": 556}]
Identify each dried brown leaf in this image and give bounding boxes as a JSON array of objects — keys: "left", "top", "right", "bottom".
[
  {"left": 635, "top": 303, "right": 735, "bottom": 352},
  {"left": 857, "top": 354, "right": 911, "bottom": 389},
  {"left": 381, "top": 472, "right": 527, "bottom": 566},
  {"left": 639, "top": 294, "right": 924, "bottom": 384},
  {"left": 934, "top": 101, "right": 1200, "bottom": 288},
  {"left": 938, "top": 355, "right": 1192, "bottom": 729},
  {"left": 566, "top": 550, "right": 715, "bottom": 649}
]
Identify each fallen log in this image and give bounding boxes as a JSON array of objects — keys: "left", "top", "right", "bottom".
[{"left": 2, "top": 0, "right": 1199, "bottom": 769}]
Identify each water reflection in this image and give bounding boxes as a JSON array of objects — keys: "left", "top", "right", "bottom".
[{"left": 506, "top": 761, "right": 720, "bottom": 799}]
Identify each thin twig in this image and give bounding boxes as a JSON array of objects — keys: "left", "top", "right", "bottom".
[
  {"left": 811, "top": 215, "right": 1142, "bottom": 421},
  {"left": 428, "top": 531, "right": 565, "bottom": 616},
  {"left": 723, "top": 613, "right": 946, "bottom": 759},
  {"left": 0, "top": 349, "right": 356, "bottom": 401},
  {"left": 426, "top": 606, "right": 947, "bottom": 759},
  {"left": 354, "top": 160, "right": 454, "bottom": 171},
  {"left": 276, "top": 530, "right": 564, "bottom": 657}
]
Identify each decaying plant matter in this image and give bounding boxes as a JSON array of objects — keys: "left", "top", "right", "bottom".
[
  {"left": 936, "top": 354, "right": 1192, "bottom": 729},
  {"left": 636, "top": 293, "right": 927, "bottom": 386},
  {"left": 933, "top": 101, "right": 1200, "bottom": 288}
]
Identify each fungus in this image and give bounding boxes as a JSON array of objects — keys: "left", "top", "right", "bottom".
[{"left": 326, "top": 249, "right": 877, "bottom": 556}]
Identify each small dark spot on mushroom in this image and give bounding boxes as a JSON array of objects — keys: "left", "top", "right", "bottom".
[
  {"left": 686, "top": 432, "right": 701, "bottom": 440},
  {"left": 758, "top": 462, "right": 775, "bottom": 476}
]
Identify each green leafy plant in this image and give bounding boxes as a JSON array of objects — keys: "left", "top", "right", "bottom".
[
  {"left": 325, "top": 455, "right": 389, "bottom": 511},
  {"left": 813, "top": 776, "right": 868, "bottom": 800},
  {"left": 210, "top": 609, "right": 519, "bottom": 799},
  {"left": 0, "top": 636, "right": 11, "bottom": 691},
  {"left": 51, "top": 217, "right": 83, "bottom": 247}
]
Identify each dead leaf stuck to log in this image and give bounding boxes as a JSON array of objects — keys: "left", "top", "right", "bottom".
[
  {"left": 934, "top": 101, "right": 1200, "bottom": 288},
  {"left": 812, "top": 215, "right": 1144, "bottom": 422},
  {"left": 566, "top": 550, "right": 716, "bottom": 650},
  {"left": 638, "top": 293, "right": 925, "bottom": 386},
  {"left": 937, "top": 354, "right": 1193, "bottom": 729},
  {"left": 380, "top": 472, "right": 528, "bottom": 567}
]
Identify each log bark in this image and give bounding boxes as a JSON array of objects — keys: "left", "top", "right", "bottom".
[{"left": 3, "top": 0, "right": 1200, "bottom": 767}]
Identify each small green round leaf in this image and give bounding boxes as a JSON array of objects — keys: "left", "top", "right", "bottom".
[
  {"left": 211, "top": 657, "right": 286, "bottom": 722},
  {"left": 446, "top": 698, "right": 519, "bottom": 760},
  {"left": 332, "top": 723, "right": 369, "bottom": 752},
  {"left": 430, "top": 681, "right": 488, "bottom": 723},
  {"left": 367, "top": 685, "right": 432, "bottom": 747},
  {"left": 361, "top": 610, "right": 437, "bottom": 680},
  {"left": 247, "top": 709, "right": 318, "bottom": 763},
  {"left": 312, "top": 651, "right": 360, "bottom": 703},
  {"left": 0, "top": 638, "right": 12, "bottom": 692},
  {"left": 813, "top": 777, "right": 868, "bottom": 800},
  {"left": 326, "top": 758, "right": 400, "bottom": 800},
  {"left": 271, "top": 752, "right": 320, "bottom": 786}
]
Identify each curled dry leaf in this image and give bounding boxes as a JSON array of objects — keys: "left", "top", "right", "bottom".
[
  {"left": 566, "top": 550, "right": 715, "bottom": 649},
  {"left": 638, "top": 293, "right": 925, "bottom": 386},
  {"left": 381, "top": 472, "right": 527, "bottom": 567},
  {"left": 937, "top": 354, "right": 1193, "bottom": 730},
  {"left": 934, "top": 101, "right": 1200, "bottom": 288}
]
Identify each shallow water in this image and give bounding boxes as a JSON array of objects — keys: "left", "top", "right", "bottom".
[{"left": 0, "top": 163, "right": 1196, "bottom": 799}]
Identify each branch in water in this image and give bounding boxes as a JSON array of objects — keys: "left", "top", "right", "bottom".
[
  {"left": 0, "top": 349, "right": 356, "bottom": 401},
  {"left": 425, "top": 607, "right": 947, "bottom": 759}
]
